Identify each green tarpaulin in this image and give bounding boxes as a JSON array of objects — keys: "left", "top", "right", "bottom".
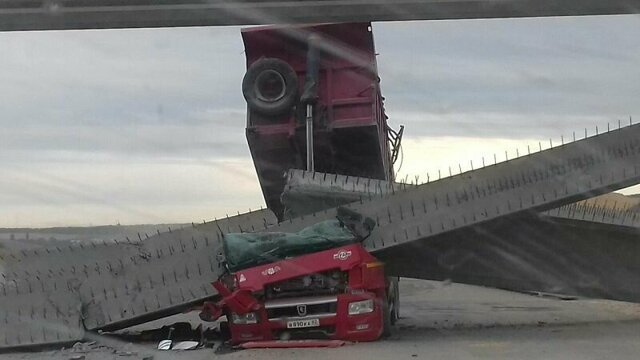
[{"left": 223, "top": 220, "right": 357, "bottom": 272}]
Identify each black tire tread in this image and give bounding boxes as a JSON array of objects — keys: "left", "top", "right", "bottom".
[{"left": 242, "top": 57, "right": 298, "bottom": 116}]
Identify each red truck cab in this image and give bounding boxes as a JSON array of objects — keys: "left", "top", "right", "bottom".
[{"left": 200, "top": 243, "right": 398, "bottom": 344}]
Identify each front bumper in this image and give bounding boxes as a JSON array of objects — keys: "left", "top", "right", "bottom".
[{"left": 228, "top": 292, "right": 383, "bottom": 344}]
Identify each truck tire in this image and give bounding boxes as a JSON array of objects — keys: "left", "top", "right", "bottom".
[
  {"left": 382, "top": 277, "right": 400, "bottom": 337},
  {"left": 391, "top": 277, "right": 400, "bottom": 325},
  {"left": 382, "top": 296, "right": 392, "bottom": 338},
  {"left": 219, "top": 321, "right": 231, "bottom": 341},
  {"left": 242, "top": 57, "right": 298, "bottom": 116}
]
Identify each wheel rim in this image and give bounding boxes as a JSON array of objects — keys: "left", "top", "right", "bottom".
[{"left": 254, "top": 69, "right": 286, "bottom": 103}]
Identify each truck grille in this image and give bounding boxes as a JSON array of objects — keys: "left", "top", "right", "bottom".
[
  {"left": 265, "top": 270, "right": 347, "bottom": 299},
  {"left": 267, "top": 302, "right": 337, "bottom": 320}
]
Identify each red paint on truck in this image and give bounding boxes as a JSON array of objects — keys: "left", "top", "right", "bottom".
[{"left": 200, "top": 244, "right": 390, "bottom": 344}]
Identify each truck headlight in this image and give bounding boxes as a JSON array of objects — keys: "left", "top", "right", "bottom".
[
  {"left": 348, "top": 299, "right": 374, "bottom": 315},
  {"left": 230, "top": 312, "right": 259, "bottom": 325}
]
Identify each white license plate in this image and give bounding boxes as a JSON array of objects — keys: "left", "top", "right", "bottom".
[{"left": 286, "top": 318, "right": 320, "bottom": 329}]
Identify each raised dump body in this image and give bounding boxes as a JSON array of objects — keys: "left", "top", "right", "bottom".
[{"left": 241, "top": 23, "right": 395, "bottom": 218}]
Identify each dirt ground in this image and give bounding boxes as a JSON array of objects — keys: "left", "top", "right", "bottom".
[{"left": 2, "top": 278, "right": 640, "bottom": 360}]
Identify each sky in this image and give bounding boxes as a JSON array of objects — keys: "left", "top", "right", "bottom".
[{"left": 0, "top": 15, "right": 639, "bottom": 227}]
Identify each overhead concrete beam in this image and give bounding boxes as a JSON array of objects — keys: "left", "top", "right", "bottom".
[{"left": 0, "top": 0, "right": 639, "bottom": 31}]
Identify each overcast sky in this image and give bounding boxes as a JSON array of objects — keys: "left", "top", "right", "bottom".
[{"left": 0, "top": 15, "right": 639, "bottom": 227}]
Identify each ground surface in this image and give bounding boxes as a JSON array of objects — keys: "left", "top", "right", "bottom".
[{"left": 2, "top": 278, "right": 640, "bottom": 360}]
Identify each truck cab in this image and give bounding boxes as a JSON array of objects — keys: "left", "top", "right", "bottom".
[{"left": 199, "top": 220, "right": 399, "bottom": 344}]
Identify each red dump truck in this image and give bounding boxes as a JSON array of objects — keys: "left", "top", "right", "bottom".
[
  {"left": 199, "top": 23, "right": 401, "bottom": 346},
  {"left": 200, "top": 215, "right": 399, "bottom": 345}
]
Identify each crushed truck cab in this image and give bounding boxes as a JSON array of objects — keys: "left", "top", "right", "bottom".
[{"left": 199, "top": 217, "right": 398, "bottom": 345}]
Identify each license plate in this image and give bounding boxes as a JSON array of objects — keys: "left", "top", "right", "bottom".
[{"left": 286, "top": 318, "right": 320, "bottom": 329}]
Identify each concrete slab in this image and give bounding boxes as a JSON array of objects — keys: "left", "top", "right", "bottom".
[{"left": 2, "top": 279, "right": 640, "bottom": 359}]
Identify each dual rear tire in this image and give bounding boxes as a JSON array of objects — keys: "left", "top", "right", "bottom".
[{"left": 382, "top": 277, "right": 399, "bottom": 337}]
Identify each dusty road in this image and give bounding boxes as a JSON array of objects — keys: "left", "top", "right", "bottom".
[{"left": 3, "top": 279, "right": 640, "bottom": 360}]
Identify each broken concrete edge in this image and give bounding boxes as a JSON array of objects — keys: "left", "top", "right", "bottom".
[
  {"left": 546, "top": 202, "right": 640, "bottom": 227},
  {"left": 0, "top": 339, "right": 79, "bottom": 354},
  {"left": 94, "top": 296, "right": 218, "bottom": 333},
  {"left": 0, "top": 295, "right": 219, "bottom": 352}
]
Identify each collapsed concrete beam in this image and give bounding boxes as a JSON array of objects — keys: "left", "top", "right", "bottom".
[
  {"left": 0, "top": 276, "right": 84, "bottom": 350},
  {"left": 0, "top": 209, "right": 277, "bottom": 350},
  {"left": 546, "top": 202, "right": 640, "bottom": 228},
  {"left": 275, "top": 123, "right": 640, "bottom": 252},
  {"left": 375, "top": 214, "right": 640, "bottom": 302},
  {"left": 281, "top": 169, "right": 640, "bottom": 303},
  {"left": 282, "top": 168, "right": 640, "bottom": 231},
  {"left": 279, "top": 129, "right": 640, "bottom": 301},
  {"left": 3, "top": 123, "right": 640, "bottom": 350}
]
